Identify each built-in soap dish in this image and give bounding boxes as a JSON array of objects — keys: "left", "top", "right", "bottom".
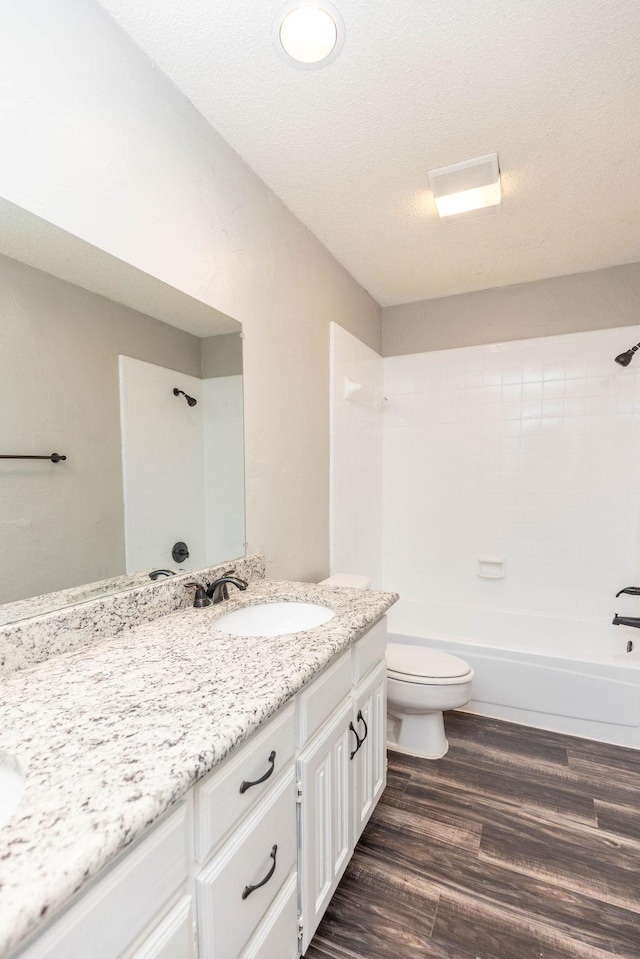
[{"left": 478, "top": 556, "right": 505, "bottom": 579}]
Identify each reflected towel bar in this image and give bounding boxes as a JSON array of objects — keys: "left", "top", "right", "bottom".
[{"left": 0, "top": 453, "right": 67, "bottom": 463}]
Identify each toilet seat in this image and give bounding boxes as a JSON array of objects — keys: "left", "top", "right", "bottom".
[{"left": 387, "top": 644, "right": 473, "bottom": 686}]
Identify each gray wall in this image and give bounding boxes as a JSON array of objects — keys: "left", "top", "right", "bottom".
[
  {"left": 0, "top": 254, "right": 202, "bottom": 603},
  {"left": 202, "top": 333, "right": 243, "bottom": 378},
  {"left": 382, "top": 264, "right": 640, "bottom": 355},
  {"left": 2, "top": 0, "right": 381, "bottom": 586}
]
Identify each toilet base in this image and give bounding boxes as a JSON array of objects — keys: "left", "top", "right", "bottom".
[{"left": 387, "top": 710, "right": 449, "bottom": 760}]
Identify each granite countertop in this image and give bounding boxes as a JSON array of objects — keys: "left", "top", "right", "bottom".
[{"left": 0, "top": 580, "right": 397, "bottom": 957}]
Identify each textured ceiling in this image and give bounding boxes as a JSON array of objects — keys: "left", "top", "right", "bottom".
[{"left": 97, "top": 0, "right": 640, "bottom": 306}]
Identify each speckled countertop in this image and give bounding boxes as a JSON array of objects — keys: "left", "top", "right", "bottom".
[{"left": 0, "top": 579, "right": 397, "bottom": 957}]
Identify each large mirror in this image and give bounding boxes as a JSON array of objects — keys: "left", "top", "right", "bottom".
[{"left": 0, "top": 199, "right": 245, "bottom": 623}]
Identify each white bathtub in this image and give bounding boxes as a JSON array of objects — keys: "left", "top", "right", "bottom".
[{"left": 387, "top": 601, "right": 640, "bottom": 748}]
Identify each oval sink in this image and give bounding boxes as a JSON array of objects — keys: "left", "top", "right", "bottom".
[
  {"left": 215, "top": 601, "right": 334, "bottom": 637},
  {"left": 0, "top": 753, "right": 25, "bottom": 830}
]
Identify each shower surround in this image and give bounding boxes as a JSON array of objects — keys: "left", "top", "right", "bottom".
[{"left": 330, "top": 323, "right": 640, "bottom": 745}]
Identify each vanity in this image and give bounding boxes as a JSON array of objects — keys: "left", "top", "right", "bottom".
[{"left": 0, "top": 560, "right": 397, "bottom": 959}]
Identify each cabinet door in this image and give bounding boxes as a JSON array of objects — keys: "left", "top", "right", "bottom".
[
  {"left": 352, "top": 660, "right": 387, "bottom": 844},
  {"left": 297, "top": 697, "right": 353, "bottom": 953},
  {"left": 126, "top": 897, "right": 196, "bottom": 959}
]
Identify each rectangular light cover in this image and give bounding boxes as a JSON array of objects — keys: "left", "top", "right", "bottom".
[{"left": 428, "top": 153, "right": 501, "bottom": 219}]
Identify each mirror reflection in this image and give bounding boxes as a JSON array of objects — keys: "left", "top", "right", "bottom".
[{"left": 0, "top": 210, "right": 245, "bottom": 621}]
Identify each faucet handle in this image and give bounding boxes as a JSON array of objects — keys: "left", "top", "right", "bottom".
[
  {"left": 184, "top": 582, "right": 212, "bottom": 608},
  {"left": 615, "top": 586, "right": 640, "bottom": 598}
]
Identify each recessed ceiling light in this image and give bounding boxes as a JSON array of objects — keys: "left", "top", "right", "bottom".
[
  {"left": 428, "top": 153, "right": 502, "bottom": 221},
  {"left": 272, "top": 2, "right": 346, "bottom": 70}
]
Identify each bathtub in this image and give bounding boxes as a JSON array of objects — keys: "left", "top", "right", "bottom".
[{"left": 386, "top": 601, "right": 640, "bottom": 748}]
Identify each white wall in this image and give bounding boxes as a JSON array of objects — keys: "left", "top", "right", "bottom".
[
  {"left": 203, "top": 375, "right": 246, "bottom": 565},
  {"left": 119, "top": 357, "right": 206, "bottom": 573},
  {"left": 330, "top": 324, "right": 383, "bottom": 588},
  {"left": 383, "top": 326, "right": 640, "bottom": 624},
  {"left": 0, "top": 0, "right": 381, "bottom": 582}
]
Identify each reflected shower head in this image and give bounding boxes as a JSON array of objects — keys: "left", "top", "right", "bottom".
[
  {"left": 173, "top": 388, "right": 198, "bottom": 406},
  {"left": 615, "top": 342, "right": 640, "bottom": 367}
]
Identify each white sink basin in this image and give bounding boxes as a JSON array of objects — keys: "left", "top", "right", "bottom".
[
  {"left": 215, "top": 601, "right": 335, "bottom": 637},
  {"left": 0, "top": 753, "right": 25, "bottom": 830}
]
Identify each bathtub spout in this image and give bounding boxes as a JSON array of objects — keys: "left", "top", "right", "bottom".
[{"left": 612, "top": 614, "right": 640, "bottom": 628}]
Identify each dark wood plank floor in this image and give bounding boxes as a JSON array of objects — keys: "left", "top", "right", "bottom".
[{"left": 306, "top": 712, "right": 640, "bottom": 959}]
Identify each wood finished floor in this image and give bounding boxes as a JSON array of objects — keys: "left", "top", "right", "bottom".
[{"left": 306, "top": 712, "right": 640, "bottom": 959}]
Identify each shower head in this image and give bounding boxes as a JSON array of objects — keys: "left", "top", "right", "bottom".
[
  {"left": 615, "top": 343, "right": 640, "bottom": 367},
  {"left": 615, "top": 350, "right": 634, "bottom": 367},
  {"left": 173, "top": 388, "right": 198, "bottom": 407}
]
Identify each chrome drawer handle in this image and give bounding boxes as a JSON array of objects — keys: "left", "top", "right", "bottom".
[
  {"left": 239, "top": 751, "right": 276, "bottom": 794},
  {"left": 242, "top": 845, "right": 278, "bottom": 900}
]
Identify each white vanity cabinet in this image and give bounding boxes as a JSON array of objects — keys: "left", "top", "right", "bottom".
[
  {"left": 297, "top": 698, "right": 353, "bottom": 949},
  {"left": 17, "top": 803, "right": 194, "bottom": 959},
  {"left": 125, "top": 897, "right": 197, "bottom": 959},
  {"left": 351, "top": 660, "right": 387, "bottom": 845},
  {"left": 13, "top": 617, "right": 388, "bottom": 959},
  {"left": 296, "top": 620, "right": 388, "bottom": 953},
  {"left": 194, "top": 703, "right": 299, "bottom": 959}
]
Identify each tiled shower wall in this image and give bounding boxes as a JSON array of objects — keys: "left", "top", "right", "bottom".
[
  {"left": 383, "top": 325, "right": 640, "bottom": 622},
  {"left": 203, "top": 375, "right": 246, "bottom": 565},
  {"left": 119, "top": 358, "right": 245, "bottom": 574},
  {"left": 330, "top": 323, "right": 383, "bottom": 588},
  {"left": 119, "top": 356, "right": 206, "bottom": 573}
]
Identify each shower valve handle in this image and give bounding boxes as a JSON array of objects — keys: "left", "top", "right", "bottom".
[{"left": 615, "top": 587, "right": 640, "bottom": 598}]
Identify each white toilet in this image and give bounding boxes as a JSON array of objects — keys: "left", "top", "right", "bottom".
[
  {"left": 386, "top": 644, "right": 474, "bottom": 759},
  {"left": 319, "top": 573, "right": 474, "bottom": 760}
]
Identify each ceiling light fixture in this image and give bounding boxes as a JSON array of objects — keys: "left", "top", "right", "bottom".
[
  {"left": 428, "top": 153, "right": 502, "bottom": 221},
  {"left": 272, "top": 1, "right": 345, "bottom": 70}
]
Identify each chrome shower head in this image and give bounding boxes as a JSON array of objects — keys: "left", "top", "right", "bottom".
[{"left": 173, "top": 388, "right": 198, "bottom": 406}]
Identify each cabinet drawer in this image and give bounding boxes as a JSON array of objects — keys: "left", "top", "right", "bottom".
[
  {"left": 239, "top": 871, "right": 298, "bottom": 959},
  {"left": 297, "top": 650, "right": 351, "bottom": 747},
  {"left": 195, "top": 702, "right": 295, "bottom": 862},
  {"left": 352, "top": 617, "right": 387, "bottom": 685},
  {"left": 196, "top": 768, "right": 297, "bottom": 959},
  {"left": 126, "top": 896, "right": 196, "bottom": 959},
  {"left": 19, "top": 804, "right": 189, "bottom": 959}
]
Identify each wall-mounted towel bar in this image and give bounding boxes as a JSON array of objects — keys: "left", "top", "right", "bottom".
[{"left": 0, "top": 453, "right": 67, "bottom": 463}]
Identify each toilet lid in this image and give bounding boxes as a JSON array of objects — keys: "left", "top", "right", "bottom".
[{"left": 387, "top": 644, "right": 471, "bottom": 680}]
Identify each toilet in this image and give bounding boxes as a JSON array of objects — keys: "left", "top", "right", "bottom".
[
  {"left": 319, "top": 573, "right": 474, "bottom": 761},
  {"left": 386, "top": 644, "right": 474, "bottom": 759}
]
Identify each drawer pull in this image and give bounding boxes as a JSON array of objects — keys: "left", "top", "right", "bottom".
[
  {"left": 239, "top": 750, "right": 277, "bottom": 794},
  {"left": 356, "top": 709, "right": 368, "bottom": 743},
  {"left": 349, "top": 721, "right": 362, "bottom": 760},
  {"left": 242, "top": 845, "right": 278, "bottom": 900}
]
